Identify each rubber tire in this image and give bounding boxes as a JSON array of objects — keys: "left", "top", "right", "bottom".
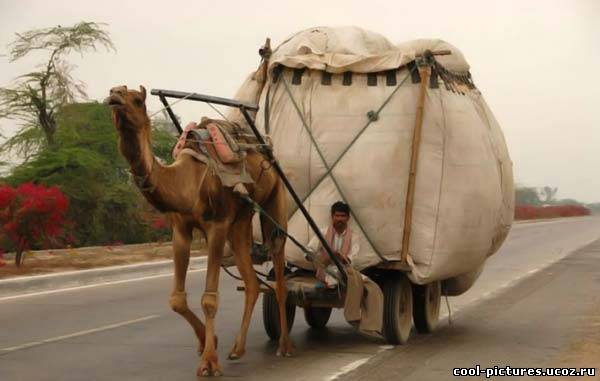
[
  {"left": 382, "top": 276, "right": 413, "bottom": 345},
  {"left": 303, "top": 306, "right": 332, "bottom": 329},
  {"left": 413, "top": 281, "right": 441, "bottom": 334},
  {"left": 262, "top": 292, "right": 296, "bottom": 341}
]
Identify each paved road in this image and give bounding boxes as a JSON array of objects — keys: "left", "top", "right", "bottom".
[{"left": 1, "top": 217, "right": 599, "bottom": 381}]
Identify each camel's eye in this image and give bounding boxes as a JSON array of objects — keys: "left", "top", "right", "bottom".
[{"left": 134, "top": 97, "right": 144, "bottom": 107}]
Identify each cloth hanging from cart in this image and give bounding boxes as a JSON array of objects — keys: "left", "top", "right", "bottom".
[{"left": 343, "top": 266, "right": 383, "bottom": 335}]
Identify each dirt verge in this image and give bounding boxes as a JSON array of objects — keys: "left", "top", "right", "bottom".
[{"left": 0, "top": 241, "right": 206, "bottom": 279}]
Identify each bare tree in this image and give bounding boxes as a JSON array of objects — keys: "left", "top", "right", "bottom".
[
  {"left": 541, "top": 186, "right": 558, "bottom": 204},
  {"left": 0, "top": 21, "right": 115, "bottom": 159}
]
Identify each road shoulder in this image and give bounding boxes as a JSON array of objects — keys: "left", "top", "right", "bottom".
[{"left": 342, "top": 239, "right": 600, "bottom": 381}]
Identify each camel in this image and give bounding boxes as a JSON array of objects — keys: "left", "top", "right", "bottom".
[{"left": 106, "top": 84, "right": 293, "bottom": 377}]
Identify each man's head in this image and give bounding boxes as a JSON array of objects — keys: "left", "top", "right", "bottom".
[{"left": 330, "top": 201, "right": 351, "bottom": 233}]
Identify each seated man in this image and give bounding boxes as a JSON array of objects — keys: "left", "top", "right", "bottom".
[{"left": 307, "top": 201, "right": 359, "bottom": 287}]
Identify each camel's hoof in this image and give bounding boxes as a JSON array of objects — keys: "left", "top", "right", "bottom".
[
  {"left": 228, "top": 343, "right": 245, "bottom": 360},
  {"left": 276, "top": 346, "right": 294, "bottom": 357},
  {"left": 228, "top": 353, "right": 240, "bottom": 360},
  {"left": 197, "top": 359, "right": 223, "bottom": 377},
  {"left": 227, "top": 350, "right": 245, "bottom": 361}
]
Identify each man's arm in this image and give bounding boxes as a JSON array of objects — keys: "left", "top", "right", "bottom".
[
  {"left": 306, "top": 234, "right": 321, "bottom": 253},
  {"left": 306, "top": 227, "right": 328, "bottom": 258},
  {"left": 348, "top": 232, "right": 360, "bottom": 264}
]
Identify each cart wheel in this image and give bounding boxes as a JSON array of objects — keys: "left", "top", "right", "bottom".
[
  {"left": 303, "top": 306, "right": 332, "bottom": 329},
  {"left": 382, "top": 276, "right": 413, "bottom": 345},
  {"left": 412, "top": 281, "right": 441, "bottom": 334},
  {"left": 262, "top": 292, "right": 296, "bottom": 341}
]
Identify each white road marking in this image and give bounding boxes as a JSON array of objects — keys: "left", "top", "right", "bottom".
[
  {"left": 324, "top": 346, "right": 392, "bottom": 381},
  {"left": 0, "top": 268, "right": 206, "bottom": 302},
  {"left": 325, "top": 358, "right": 371, "bottom": 381},
  {"left": 0, "top": 315, "right": 159, "bottom": 354}
]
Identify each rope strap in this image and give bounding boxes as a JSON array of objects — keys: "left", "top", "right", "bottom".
[{"left": 222, "top": 265, "right": 275, "bottom": 292}]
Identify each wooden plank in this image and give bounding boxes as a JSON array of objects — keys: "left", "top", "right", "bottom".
[{"left": 401, "top": 65, "right": 431, "bottom": 263}]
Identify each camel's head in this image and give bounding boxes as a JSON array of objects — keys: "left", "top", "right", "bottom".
[{"left": 106, "top": 85, "right": 150, "bottom": 132}]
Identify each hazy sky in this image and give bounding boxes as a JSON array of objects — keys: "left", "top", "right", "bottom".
[{"left": 1, "top": 0, "right": 599, "bottom": 202}]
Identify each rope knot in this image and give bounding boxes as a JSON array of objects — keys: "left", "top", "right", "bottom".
[{"left": 367, "top": 110, "right": 379, "bottom": 122}]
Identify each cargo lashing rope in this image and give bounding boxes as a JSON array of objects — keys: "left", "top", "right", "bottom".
[
  {"left": 221, "top": 264, "right": 275, "bottom": 292},
  {"left": 279, "top": 65, "right": 416, "bottom": 263}
]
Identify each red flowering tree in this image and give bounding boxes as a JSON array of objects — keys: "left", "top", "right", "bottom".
[{"left": 0, "top": 183, "right": 70, "bottom": 266}]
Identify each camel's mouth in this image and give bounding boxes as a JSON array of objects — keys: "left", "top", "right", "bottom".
[{"left": 106, "top": 94, "right": 125, "bottom": 107}]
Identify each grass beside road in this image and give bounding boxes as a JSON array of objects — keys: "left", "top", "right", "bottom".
[{"left": 0, "top": 241, "right": 206, "bottom": 280}]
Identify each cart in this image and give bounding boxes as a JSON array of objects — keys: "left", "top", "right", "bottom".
[{"left": 151, "top": 64, "right": 443, "bottom": 344}]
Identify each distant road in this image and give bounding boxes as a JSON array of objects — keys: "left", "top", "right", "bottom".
[{"left": 1, "top": 216, "right": 599, "bottom": 381}]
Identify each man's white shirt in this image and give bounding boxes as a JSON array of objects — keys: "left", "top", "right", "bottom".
[{"left": 307, "top": 227, "right": 360, "bottom": 263}]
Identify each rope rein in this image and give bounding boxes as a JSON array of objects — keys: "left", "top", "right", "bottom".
[
  {"left": 222, "top": 265, "right": 275, "bottom": 292},
  {"left": 148, "top": 91, "right": 230, "bottom": 122},
  {"left": 148, "top": 91, "right": 197, "bottom": 118}
]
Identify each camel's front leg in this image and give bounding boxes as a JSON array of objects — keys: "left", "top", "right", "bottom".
[
  {"left": 198, "top": 223, "right": 227, "bottom": 377},
  {"left": 169, "top": 219, "right": 209, "bottom": 355},
  {"left": 227, "top": 211, "right": 259, "bottom": 360}
]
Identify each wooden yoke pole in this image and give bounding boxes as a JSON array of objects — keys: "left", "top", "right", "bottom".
[
  {"left": 258, "top": 38, "right": 272, "bottom": 90},
  {"left": 258, "top": 38, "right": 272, "bottom": 133},
  {"left": 400, "top": 61, "right": 432, "bottom": 263}
]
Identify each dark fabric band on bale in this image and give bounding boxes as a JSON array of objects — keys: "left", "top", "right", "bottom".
[
  {"left": 408, "top": 62, "right": 421, "bottom": 83},
  {"left": 367, "top": 73, "right": 377, "bottom": 86},
  {"left": 272, "top": 65, "right": 283, "bottom": 83},
  {"left": 386, "top": 70, "right": 397, "bottom": 86},
  {"left": 343, "top": 71, "right": 352, "bottom": 86},
  {"left": 321, "top": 71, "right": 332, "bottom": 86},
  {"left": 292, "top": 68, "right": 305, "bottom": 85}
]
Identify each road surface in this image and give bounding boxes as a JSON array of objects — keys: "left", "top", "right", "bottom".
[{"left": 1, "top": 217, "right": 599, "bottom": 380}]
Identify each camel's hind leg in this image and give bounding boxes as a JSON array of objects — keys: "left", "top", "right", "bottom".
[
  {"left": 169, "top": 218, "right": 208, "bottom": 355},
  {"left": 261, "top": 183, "right": 294, "bottom": 357},
  {"left": 227, "top": 207, "right": 260, "bottom": 360}
]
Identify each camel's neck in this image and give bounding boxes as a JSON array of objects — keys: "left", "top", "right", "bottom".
[
  {"left": 119, "top": 126, "right": 153, "bottom": 177},
  {"left": 118, "top": 125, "right": 182, "bottom": 213}
]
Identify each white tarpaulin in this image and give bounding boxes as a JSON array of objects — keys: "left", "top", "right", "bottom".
[{"left": 230, "top": 27, "right": 514, "bottom": 294}]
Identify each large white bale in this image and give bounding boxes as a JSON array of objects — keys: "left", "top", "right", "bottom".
[{"left": 233, "top": 27, "right": 514, "bottom": 293}]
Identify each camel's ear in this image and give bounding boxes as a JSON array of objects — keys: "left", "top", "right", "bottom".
[{"left": 139, "top": 85, "right": 147, "bottom": 101}]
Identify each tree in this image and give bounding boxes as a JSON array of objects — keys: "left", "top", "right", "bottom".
[
  {"left": 0, "top": 21, "right": 114, "bottom": 160},
  {"left": 515, "top": 186, "right": 541, "bottom": 206},
  {"left": 540, "top": 186, "right": 558, "bottom": 204}
]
